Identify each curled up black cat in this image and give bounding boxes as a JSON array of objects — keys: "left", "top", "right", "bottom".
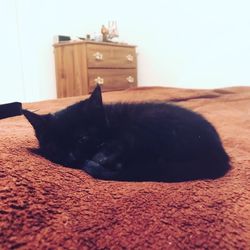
[{"left": 23, "top": 85, "right": 230, "bottom": 182}]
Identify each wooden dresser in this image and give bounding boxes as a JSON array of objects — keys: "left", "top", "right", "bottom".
[{"left": 53, "top": 41, "right": 137, "bottom": 98}]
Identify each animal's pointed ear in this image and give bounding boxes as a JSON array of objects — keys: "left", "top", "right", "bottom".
[
  {"left": 87, "top": 85, "right": 109, "bottom": 127},
  {"left": 89, "top": 84, "right": 103, "bottom": 108},
  {"left": 22, "top": 109, "right": 48, "bottom": 131}
]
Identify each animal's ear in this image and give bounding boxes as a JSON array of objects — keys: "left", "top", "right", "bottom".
[
  {"left": 87, "top": 84, "right": 109, "bottom": 127},
  {"left": 22, "top": 109, "right": 49, "bottom": 131},
  {"left": 88, "top": 84, "right": 103, "bottom": 109}
]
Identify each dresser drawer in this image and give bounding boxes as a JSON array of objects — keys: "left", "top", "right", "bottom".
[
  {"left": 87, "top": 44, "right": 136, "bottom": 68},
  {"left": 88, "top": 69, "right": 137, "bottom": 92}
]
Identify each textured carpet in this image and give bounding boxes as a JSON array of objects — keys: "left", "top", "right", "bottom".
[{"left": 0, "top": 86, "right": 249, "bottom": 249}]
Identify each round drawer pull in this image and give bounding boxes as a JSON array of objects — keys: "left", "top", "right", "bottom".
[
  {"left": 126, "top": 54, "right": 134, "bottom": 62},
  {"left": 126, "top": 76, "right": 134, "bottom": 83},
  {"left": 94, "top": 76, "right": 104, "bottom": 85},
  {"left": 93, "top": 52, "right": 103, "bottom": 61}
]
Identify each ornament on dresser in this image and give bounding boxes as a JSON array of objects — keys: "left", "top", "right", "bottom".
[
  {"left": 101, "top": 21, "right": 119, "bottom": 42},
  {"left": 101, "top": 25, "right": 109, "bottom": 42}
]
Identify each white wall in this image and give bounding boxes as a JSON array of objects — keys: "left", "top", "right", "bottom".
[
  {"left": 0, "top": 0, "right": 250, "bottom": 103},
  {"left": 0, "top": 0, "right": 24, "bottom": 103}
]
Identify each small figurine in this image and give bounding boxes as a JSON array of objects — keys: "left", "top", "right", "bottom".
[{"left": 101, "top": 25, "right": 109, "bottom": 42}]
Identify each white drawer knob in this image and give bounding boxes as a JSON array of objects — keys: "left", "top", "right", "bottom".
[
  {"left": 126, "top": 54, "right": 134, "bottom": 62},
  {"left": 94, "top": 76, "right": 104, "bottom": 85},
  {"left": 93, "top": 52, "right": 103, "bottom": 61},
  {"left": 126, "top": 76, "right": 134, "bottom": 83}
]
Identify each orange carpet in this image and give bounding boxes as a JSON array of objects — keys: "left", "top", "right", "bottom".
[{"left": 1, "top": 86, "right": 249, "bottom": 249}]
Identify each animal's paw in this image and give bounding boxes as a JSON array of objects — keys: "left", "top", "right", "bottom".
[
  {"left": 81, "top": 160, "right": 103, "bottom": 178},
  {"left": 92, "top": 152, "right": 109, "bottom": 165},
  {"left": 81, "top": 160, "right": 119, "bottom": 180}
]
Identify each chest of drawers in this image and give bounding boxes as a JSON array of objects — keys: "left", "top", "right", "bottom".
[{"left": 54, "top": 41, "right": 137, "bottom": 98}]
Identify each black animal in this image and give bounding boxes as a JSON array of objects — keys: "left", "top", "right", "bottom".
[{"left": 23, "top": 85, "right": 230, "bottom": 182}]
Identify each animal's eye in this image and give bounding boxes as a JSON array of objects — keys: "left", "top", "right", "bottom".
[
  {"left": 97, "top": 142, "right": 105, "bottom": 149},
  {"left": 78, "top": 135, "right": 89, "bottom": 144}
]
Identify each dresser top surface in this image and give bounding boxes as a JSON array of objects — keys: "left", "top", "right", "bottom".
[{"left": 53, "top": 40, "right": 136, "bottom": 48}]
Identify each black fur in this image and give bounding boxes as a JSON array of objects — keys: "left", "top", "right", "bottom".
[{"left": 23, "top": 85, "right": 230, "bottom": 182}]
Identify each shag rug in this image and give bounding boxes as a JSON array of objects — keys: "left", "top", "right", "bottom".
[{"left": 1, "top": 86, "right": 249, "bottom": 249}]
